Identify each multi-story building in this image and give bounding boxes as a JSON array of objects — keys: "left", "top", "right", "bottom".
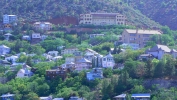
[
  {"left": 79, "top": 12, "right": 126, "bottom": 25},
  {"left": 3, "top": 14, "right": 18, "bottom": 24},
  {"left": 122, "top": 29, "right": 162, "bottom": 48},
  {"left": 33, "top": 22, "right": 52, "bottom": 31},
  {"left": 46, "top": 68, "right": 67, "bottom": 79},
  {"left": 102, "top": 52, "right": 115, "bottom": 68}
]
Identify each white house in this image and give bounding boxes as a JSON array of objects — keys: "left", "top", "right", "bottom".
[
  {"left": 86, "top": 68, "right": 103, "bottom": 80},
  {"left": 48, "top": 51, "right": 59, "bottom": 57},
  {"left": 5, "top": 55, "right": 18, "bottom": 63},
  {"left": 120, "top": 43, "right": 140, "bottom": 50},
  {"left": 75, "top": 58, "right": 92, "bottom": 71},
  {"left": 52, "top": 56, "right": 63, "bottom": 61},
  {"left": 61, "top": 48, "right": 79, "bottom": 55},
  {"left": 146, "top": 44, "right": 177, "bottom": 59},
  {"left": 102, "top": 52, "right": 115, "bottom": 68},
  {"left": 0, "top": 45, "right": 10, "bottom": 55},
  {"left": 3, "top": 14, "right": 18, "bottom": 24},
  {"left": 16, "top": 68, "right": 33, "bottom": 78}
]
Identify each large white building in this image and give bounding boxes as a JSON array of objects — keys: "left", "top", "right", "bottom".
[
  {"left": 102, "top": 52, "right": 115, "bottom": 68},
  {"left": 79, "top": 12, "right": 126, "bottom": 25},
  {"left": 3, "top": 14, "right": 18, "bottom": 24},
  {"left": 0, "top": 45, "right": 10, "bottom": 55}
]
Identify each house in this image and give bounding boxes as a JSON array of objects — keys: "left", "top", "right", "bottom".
[
  {"left": 69, "top": 96, "right": 83, "bottom": 100},
  {"left": 146, "top": 44, "right": 177, "bottom": 59},
  {"left": 122, "top": 29, "right": 162, "bottom": 47},
  {"left": 90, "top": 34, "right": 105, "bottom": 38},
  {"left": 84, "top": 48, "right": 103, "bottom": 67},
  {"left": 31, "top": 33, "right": 41, "bottom": 44},
  {"left": 102, "top": 52, "right": 115, "bottom": 68},
  {"left": 40, "top": 96, "right": 52, "bottom": 100},
  {"left": 1, "top": 93, "right": 15, "bottom": 100},
  {"left": 3, "top": 14, "right": 17, "bottom": 24},
  {"left": 61, "top": 48, "right": 79, "bottom": 55},
  {"left": 22, "top": 35, "right": 31, "bottom": 41},
  {"left": 79, "top": 12, "right": 126, "bottom": 25},
  {"left": 75, "top": 58, "right": 92, "bottom": 71},
  {"left": 52, "top": 56, "right": 63, "bottom": 61},
  {"left": 131, "top": 93, "right": 150, "bottom": 100},
  {"left": 4, "top": 33, "right": 12, "bottom": 41},
  {"left": 139, "top": 54, "right": 154, "bottom": 61},
  {"left": 48, "top": 51, "right": 59, "bottom": 57},
  {"left": 46, "top": 68, "right": 68, "bottom": 79},
  {"left": 33, "top": 22, "right": 52, "bottom": 31},
  {"left": 61, "top": 62, "right": 75, "bottom": 72},
  {"left": 5, "top": 55, "right": 18, "bottom": 63},
  {"left": 16, "top": 65, "right": 33, "bottom": 78},
  {"left": 86, "top": 68, "right": 103, "bottom": 80},
  {"left": 0, "top": 45, "right": 10, "bottom": 55},
  {"left": 120, "top": 43, "right": 140, "bottom": 50},
  {"left": 114, "top": 94, "right": 126, "bottom": 100}
]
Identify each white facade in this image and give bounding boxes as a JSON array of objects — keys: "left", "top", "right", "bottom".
[
  {"left": 0, "top": 45, "right": 10, "bottom": 55},
  {"left": 79, "top": 12, "right": 126, "bottom": 25},
  {"left": 32, "top": 33, "right": 41, "bottom": 39},
  {"left": 61, "top": 48, "right": 79, "bottom": 55},
  {"left": 16, "top": 68, "right": 33, "bottom": 78},
  {"left": 5, "top": 56, "right": 18, "bottom": 63},
  {"left": 146, "top": 44, "right": 177, "bottom": 59},
  {"left": 102, "top": 53, "right": 115, "bottom": 68},
  {"left": 33, "top": 22, "right": 52, "bottom": 31},
  {"left": 48, "top": 51, "right": 59, "bottom": 57},
  {"left": 121, "top": 43, "right": 140, "bottom": 50},
  {"left": 90, "top": 34, "right": 105, "bottom": 38},
  {"left": 3, "top": 14, "right": 17, "bottom": 24},
  {"left": 86, "top": 68, "right": 103, "bottom": 80}
]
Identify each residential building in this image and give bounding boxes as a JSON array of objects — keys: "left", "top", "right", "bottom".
[
  {"left": 5, "top": 55, "right": 18, "bottom": 63},
  {"left": 61, "top": 48, "right": 79, "bottom": 55},
  {"left": 48, "top": 51, "right": 59, "bottom": 57},
  {"left": 4, "top": 33, "right": 12, "bottom": 41},
  {"left": 120, "top": 43, "right": 140, "bottom": 50},
  {"left": 146, "top": 44, "right": 177, "bottom": 59},
  {"left": 53, "top": 98, "right": 64, "bottom": 100},
  {"left": 90, "top": 34, "right": 105, "bottom": 38},
  {"left": 86, "top": 68, "right": 103, "bottom": 80},
  {"left": 52, "top": 56, "right": 63, "bottom": 61},
  {"left": 1, "top": 93, "right": 15, "bottom": 100},
  {"left": 3, "top": 14, "right": 17, "bottom": 24},
  {"left": 139, "top": 54, "right": 154, "bottom": 61},
  {"left": 131, "top": 93, "right": 150, "bottom": 100},
  {"left": 31, "top": 33, "right": 41, "bottom": 44},
  {"left": 16, "top": 67, "right": 33, "bottom": 78},
  {"left": 33, "top": 22, "right": 52, "bottom": 31},
  {"left": 84, "top": 49, "right": 103, "bottom": 67},
  {"left": 46, "top": 68, "right": 67, "bottom": 79},
  {"left": 102, "top": 52, "right": 115, "bottom": 68},
  {"left": 0, "top": 45, "right": 10, "bottom": 55},
  {"left": 122, "top": 29, "right": 162, "bottom": 47},
  {"left": 22, "top": 35, "right": 31, "bottom": 41},
  {"left": 75, "top": 58, "right": 92, "bottom": 71},
  {"left": 69, "top": 96, "right": 83, "bottom": 100},
  {"left": 61, "top": 62, "right": 75, "bottom": 72},
  {"left": 79, "top": 12, "right": 126, "bottom": 25},
  {"left": 114, "top": 94, "right": 126, "bottom": 100}
]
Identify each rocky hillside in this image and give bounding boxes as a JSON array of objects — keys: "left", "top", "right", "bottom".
[
  {"left": 130, "top": 0, "right": 177, "bottom": 30},
  {"left": 0, "top": 0, "right": 160, "bottom": 28}
]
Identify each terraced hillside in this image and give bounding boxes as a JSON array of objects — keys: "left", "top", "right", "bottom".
[{"left": 0, "top": 0, "right": 160, "bottom": 28}]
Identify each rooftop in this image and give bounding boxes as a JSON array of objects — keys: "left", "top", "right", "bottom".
[
  {"left": 125, "top": 29, "right": 162, "bottom": 35},
  {"left": 131, "top": 93, "right": 150, "bottom": 98},
  {"left": 114, "top": 94, "right": 126, "bottom": 98}
]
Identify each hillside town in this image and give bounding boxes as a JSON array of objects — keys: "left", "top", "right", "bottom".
[{"left": 0, "top": 11, "right": 177, "bottom": 100}]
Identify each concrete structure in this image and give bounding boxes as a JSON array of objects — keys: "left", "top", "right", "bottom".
[
  {"left": 0, "top": 45, "right": 10, "bottom": 55},
  {"left": 146, "top": 44, "right": 177, "bottom": 59},
  {"left": 46, "top": 68, "right": 67, "bottom": 79},
  {"left": 16, "top": 67, "right": 33, "bottom": 78},
  {"left": 86, "top": 68, "right": 103, "bottom": 80},
  {"left": 102, "top": 52, "right": 115, "bottom": 68},
  {"left": 33, "top": 22, "right": 52, "bottom": 31},
  {"left": 79, "top": 12, "right": 126, "bottom": 25},
  {"left": 114, "top": 94, "right": 126, "bottom": 100},
  {"left": 75, "top": 58, "right": 92, "bottom": 71},
  {"left": 90, "top": 34, "right": 105, "bottom": 38},
  {"left": 122, "top": 29, "right": 162, "bottom": 47},
  {"left": 3, "top": 14, "right": 17, "bottom": 24},
  {"left": 1, "top": 93, "right": 15, "bottom": 100},
  {"left": 61, "top": 48, "right": 79, "bottom": 55},
  {"left": 131, "top": 93, "right": 150, "bottom": 100}
]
